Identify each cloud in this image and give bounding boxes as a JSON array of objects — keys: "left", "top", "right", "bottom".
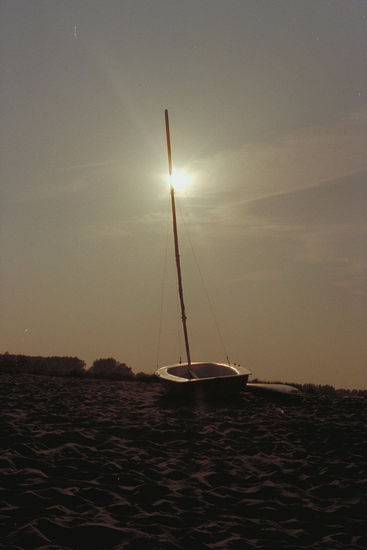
[
  {"left": 82, "top": 220, "right": 133, "bottom": 241},
  {"left": 242, "top": 171, "right": 367, "bottom": 295},
  {"left": 191, "top": 144, "right": 367, "bottom": 296},
  {"left": 13, "top": 159, "right": 128, "bottom": 204},
  {"left": 198, "top": 108, "right": 367, "bottom": 204},
  {"left": 246, "top": 169, "right": 367, "bottom": 224}
]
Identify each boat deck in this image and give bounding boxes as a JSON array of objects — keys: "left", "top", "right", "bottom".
[{"left": 167, "top": 363, "right": 242, "bottom": 379}]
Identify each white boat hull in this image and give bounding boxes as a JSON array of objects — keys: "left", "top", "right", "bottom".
[
  {"left": 155, "top": 362, "right": 251, "bottom": 395},
  {"left": 247, "top": 383, "right": 301, "bottom": 396}
]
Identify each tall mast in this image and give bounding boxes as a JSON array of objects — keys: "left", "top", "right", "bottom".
[{"left": 164, "top": 109, "right": 192, "bottom": 371}]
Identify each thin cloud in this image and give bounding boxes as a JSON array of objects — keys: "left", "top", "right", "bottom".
[
  {"left": 82, "top": 221, "right": 133, "bottom": 241},
  {"left": 198, "top": 108, "right": 367, "bottom": 204}
]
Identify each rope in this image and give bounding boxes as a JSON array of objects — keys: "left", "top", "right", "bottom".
[
  {"left": 155, "top": 195, "right": 171, "bottom": 369},
  {"left": 177, "top": 202, "right": 230, "bottom": 365},
  {"left": 156, "top": 193, "right": 186, "bottom": 368},
  {"left": 176, "top": 286, "right": 183, "bottom": 363}
]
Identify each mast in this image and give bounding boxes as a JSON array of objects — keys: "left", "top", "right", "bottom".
[{"left": 164, "top": 109, "right": 193, "bottom": 372}]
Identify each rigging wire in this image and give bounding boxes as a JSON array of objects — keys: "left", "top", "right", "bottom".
[
  {"left": 176, "top": 285, "right": 183, "bottom": 364},
  {"left": 156, "top": 191, "right": 185, "bottom": 368},
  {"left": 155, "top": 194, "right": 171, "bottom": 369},
  {"left": 177, "top": 201, "right": 231, "bottom": 365}
]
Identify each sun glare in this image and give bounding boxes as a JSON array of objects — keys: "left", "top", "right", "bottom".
[{"left": 169, "top": 169, "right": 192, "bottom": 191}]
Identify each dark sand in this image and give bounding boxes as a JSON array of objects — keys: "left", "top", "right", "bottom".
[{"left": 1, "top": 373, "right": 366, "bottom": 549}]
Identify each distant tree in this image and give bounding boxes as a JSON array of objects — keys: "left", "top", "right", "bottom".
[
  {"left": 135, "top": 372, "right": 157, "bottom": 382},
  {"left": 0, "top": 353, "right": 86, "bottom": 376},
  {"left": 89, "top": 358, "right": 134, "bottom": 380}
]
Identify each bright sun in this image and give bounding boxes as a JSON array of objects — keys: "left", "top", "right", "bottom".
[{"left": 169, "top": 169, "right": 192, "bottom": 191}]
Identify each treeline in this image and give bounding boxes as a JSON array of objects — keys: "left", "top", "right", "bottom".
[
  {"left": 1, "top": 354, "right": 366, "bottom": 394},
  {"left": 0, "top": 353, "right": 156, "bottom": 382}
]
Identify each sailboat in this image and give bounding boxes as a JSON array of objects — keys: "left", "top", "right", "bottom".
[{"left": 155, "top": 110, "right": 251, "bottom": 394}]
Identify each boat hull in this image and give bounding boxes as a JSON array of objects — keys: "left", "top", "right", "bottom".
[{"left": 155, "top": 362, "right": 251, "bottom": 396}]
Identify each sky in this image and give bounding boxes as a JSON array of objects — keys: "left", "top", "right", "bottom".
[{"left": 1, "top": 0, "right": 367, "bottom": 389}]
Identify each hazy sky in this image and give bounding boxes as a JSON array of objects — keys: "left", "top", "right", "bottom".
[{"left": 1, "top": 0, "right": 366, "bottom": 388}]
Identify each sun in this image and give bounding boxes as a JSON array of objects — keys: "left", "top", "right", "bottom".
[{"left": 169, "top": 169, "right": 192, "bottom": 191}]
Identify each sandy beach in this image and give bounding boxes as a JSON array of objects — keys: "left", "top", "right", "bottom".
[{"left": 1, "top": 373, "right": 366, "bottom": 549}]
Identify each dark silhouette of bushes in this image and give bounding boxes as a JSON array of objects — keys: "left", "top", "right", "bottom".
[
  {"left": 0, "top": 353, "right": 86, "bottom": 377},
  {"left": 135, "top": 371, "right": 157, "bottom": 382},
  {"left": 0, "top": 353, "right": 151, "bottom": 381},
  {"left": 88, "top": 358, "right": 135, "bottom": 380}
]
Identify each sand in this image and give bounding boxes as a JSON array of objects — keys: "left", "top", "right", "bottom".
[{"left": 1, "top": 373, "right": 366, "bottom": 549}]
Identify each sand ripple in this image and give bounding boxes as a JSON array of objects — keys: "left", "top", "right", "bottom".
[{"left": 1, "top": 373, "right": 366, "bottom": 549}]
